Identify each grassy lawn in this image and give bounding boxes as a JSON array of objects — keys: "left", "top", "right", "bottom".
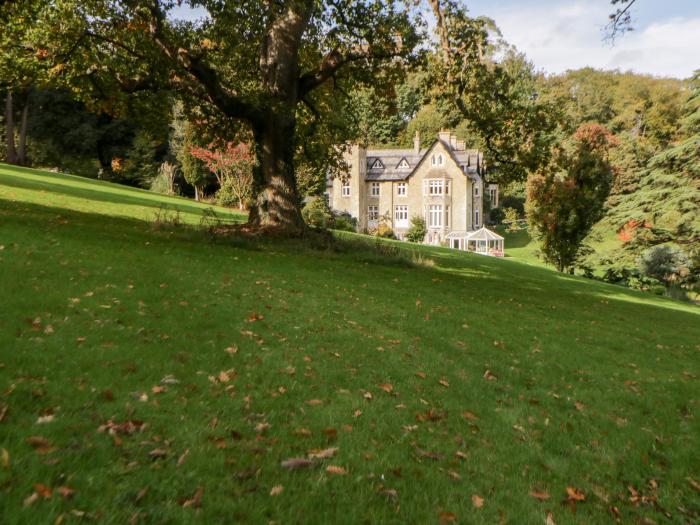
[{"left": 1, "top": 163, "right": 699, "bottom": 524}]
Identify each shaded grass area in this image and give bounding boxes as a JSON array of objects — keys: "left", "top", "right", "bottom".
[{"left": 1, "top": 166, "right": 699, "bottom": 524}]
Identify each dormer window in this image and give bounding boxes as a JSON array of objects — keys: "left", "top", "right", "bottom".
[
  {"left": 371, "top": 159, "right": 384, "bottom": 170},
  {"left": 431, "top": 154, "right": 444, "bottom": 166},
  {"left": 397, "top": 158, "right": 410, "bottom": 169}
]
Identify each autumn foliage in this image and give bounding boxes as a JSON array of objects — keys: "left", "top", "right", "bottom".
[{"left": 190, "top": 142, "right": 254, "bottom": 209}]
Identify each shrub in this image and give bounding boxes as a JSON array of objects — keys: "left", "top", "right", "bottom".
[
  {"left": 302, "top": 197, "right": 334, "bottom": 229},
  {"left": 332, "top": 212, "right": 357, "bottom": 232},
  {"left": 374, "top": 223, "right": 396, "bottom": 239},
  {"left": 503, "top": 207, "right": 520, "bottom": 232},
  {"left": 488, "top": 207, "right": 505, "bottom": 224},
  {"left": 151, "top": 161, "right": 178, "bottom": 195},
  {"left": 405, "top": 216, "right": 426, "bottom": 243}
]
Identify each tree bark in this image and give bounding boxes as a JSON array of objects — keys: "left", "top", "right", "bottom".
[
  {"left": 4, "top": 91, "right": 18, "bottom": 164},
  {"left": 17, "top": 98, "right": 29, "bottom": 165},
  {"left": 247, "top": 114, "right": 305, "bottom": 234}
]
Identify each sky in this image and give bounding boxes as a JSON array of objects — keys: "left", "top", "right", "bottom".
[
  {"left": 457, "top": 0, "right": 700, "bottom": 78},
  {"left": 171, "top": 1, "right": 700, "bottom": 79}
]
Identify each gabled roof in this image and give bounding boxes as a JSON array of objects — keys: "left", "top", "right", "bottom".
[{"left": 446, "top": 227, "right": 504, "bottom": 241}]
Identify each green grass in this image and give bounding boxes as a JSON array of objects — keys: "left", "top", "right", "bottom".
[{"left": 1, "top": 163, "right": 699, "bottom": 524}]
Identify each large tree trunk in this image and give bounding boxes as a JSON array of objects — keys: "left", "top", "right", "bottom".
[
  {"left": 243, "top": 2, "right": 311, "bottom": 236},
  {"left": 247, "top": 114, "right": 305, "bottom": 235},
  {"left": 17, "top": 98, "right": 29, "bottom": 166},
  {"left": 4, "top": 91, "right": 18, "bottom": 164}
]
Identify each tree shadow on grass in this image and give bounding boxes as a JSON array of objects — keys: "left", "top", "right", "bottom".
[{"left": 0, "top": 164, "right": 245, "bottom": 223}]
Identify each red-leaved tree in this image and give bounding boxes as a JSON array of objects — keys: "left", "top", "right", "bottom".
[{"left": 190, "top": 142, "right": 254, "bottom": 210}]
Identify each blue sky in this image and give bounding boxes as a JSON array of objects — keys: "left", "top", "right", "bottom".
[
  {"left": 463, "top": 0, "right": 700, "bottom": 78},
  {"left": 171, "top": 1, "right": 699, "bottom": 79}
]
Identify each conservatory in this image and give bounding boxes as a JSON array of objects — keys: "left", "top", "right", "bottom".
[{"left": 445, "top": 227, "right": 505, "bottom": 257}]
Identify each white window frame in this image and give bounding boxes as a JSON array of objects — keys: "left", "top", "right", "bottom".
[
  {"left": 489, "top": 186, "right": 498, "bottom": 207},
  {"left": 429, "top": 205, "right": 443, "bottom": 228},
  {"left": 394, "top": 205, "right": 408, "bottom": 227},
  {"left": 368, "top": 205, "right": 379, "bottom": 221},
  {"left": 397, "top": 182, "right": 407, "bottom": 196},
  {"left": 397, "top": 158, "right": 410, "bottom": 169},
  {"left": 370, "top": 182, "right": 380, "bottom": 197},
  {"left": 371, "top": 159, "right": 384, "bottom": 170},
  {"left": 341, "top": 180, "right": 350, "bottom": 197},
  {"left": 426, "top": 179, "right": 444, "bottom": 196}
]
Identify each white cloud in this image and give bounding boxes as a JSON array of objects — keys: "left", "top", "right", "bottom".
[{"left": 486, "top": 2, "right": 700, "bottom": 78}]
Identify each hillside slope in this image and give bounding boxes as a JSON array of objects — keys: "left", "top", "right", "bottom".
[{"left": 1, "top": 164, "right": 699, "bottom": 524}]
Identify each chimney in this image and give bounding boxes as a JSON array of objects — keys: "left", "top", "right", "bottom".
[
  {"left": 449, "top": 134, "right": 457, "bottom": 150},
  {"left": 456, "top": 139, "right": 465, "bottom": 150},
  {"left": 438, "top": 130, "right": 451, "bottom": 144},
  {"left": 413, "top": 131, "right": 420, "bottom": 154}
]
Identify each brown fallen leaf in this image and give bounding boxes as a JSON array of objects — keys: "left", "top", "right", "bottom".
[
  {"left": 378, "top": 383, "right": 393, "bottom": 394},
  {"left": 224, "top": 345, "right": 238, "bottom": 355},
  {"left": 34, "top": 483, "right": 52, "bottom": 498},
  {"left": 177, "top": 449, "right": 189, "bottom": 467},
  {"left": 0, "top": 404, "right": 7, "bottom": 422},
  {"left": 415, "top": 371, "right": 426, "bottom": 379},
  {"left": 148, "top": 448, "right": 167, "bottom": 459},
  {"left": 325, "top": 465, "right": 346, "bottom": 475},
  {"left": 438, "top": 378, "right": 450, "bottom": 388},
  {"left": 308, "top": 447, "right": 337, "bottom": 459},
  {"left": 281, "top": 457, "right": 314, "bottom": 470},
  {"left": 574, "top": 401, "right": 585, "bottom": 411},
  {"left": 305, "top": 399, "right": 323, "bottom": 406},
  {"left": 57, "top": 486, "right": 76, "bottom": 499},
  {"left": 247, "top": 312, "right": 264, "bottom": 322},
  {"left": 439, "top": 511, "right": 457, "bottom": 524},
  {"left": 353, "top": 409, "right": 362, "bottom": 417},
  {"left": 529, "top": 491, "right": 550, "bottom": 500},
  {"left": 415, "top": 447, "right": 442, "bottom": 460},
  {"left": 151, "top": 386, "right": 167, "bottom": 394},
  {"left": 461, "top": 411, "right": 479, "bottom": 421},
  {"left": 483, "top": 370, "right": 497, "bottom": 381},
  {"left": 135, "top": 486, "right": 149, "bottom": 503},
  {"left": 687, "top": 477, "right": 700, "bottom": 493},
  {"left": 1, "top": 448, "right": 9, "bottom": 468},
  {"left": 27, "top": 436, "right": 53, "bottom": 454},
  {"left": 472, "top": 494, "right": 484, "bottom": 508},
  {"left": 294, "top": 428, "right": 312, "bottom": 437},
  {"left": 182, "top": 486, "right": 204, "bottom": 508},
  {"left": 322, "top": 428, "right": 338, "bottom": 440},
  {"left": 545, "top": 511, "right": 556, "bottom": 525},
  {"left": 270, "top": 485, "right": 284, "bottom": 496},
  {"left": 455, "top": 450, "right": 469, "bottom": 460},
  {"left": 566, "top": 486, "right": 586, "bottom": 501}
]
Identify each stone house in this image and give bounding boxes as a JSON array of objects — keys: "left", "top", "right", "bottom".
[{"left": 328, "top": 130, "right": 501, "bottom": 252}]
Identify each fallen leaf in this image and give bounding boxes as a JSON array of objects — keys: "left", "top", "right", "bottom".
[
  {"left": 305, "top": 399, "right": 323, "bottom": 406},
  {"left": 325, "top": 465, "right": 346, "bottom": 475},
  {"left": 151, "top": 386, "right": 167, "bottom": 394},
  {"left": 308, "top": 447, "right": 338, "bottom": 459},
  {"left": 148, "top": 448, "right": 167, "bottom": 459},
  {"left": 24, "top": 492, "right": 39, "bottom": 507},
  {"left": 135, "top": 486, "right": 149, "bottom": 503},
  {"left": 483, "top": 370, "right": 497, "bottom": 381},
  {"left": 545, "top": 511, "right": 556, "bottom": 525},
  {"left": 574, "top": 401, "right": 585, "bottom": 411},
  {"left": 461, "top": 411, "right": 479, "bottom": 421},
  {"left": 687, "top": 477, "right": 700, "bottom": 493},
  {"left": 529, "top": 491, "right": 550, "bottom": 500},
  {"left": 415, "top": 447, "right": 442, "bottom": 460},
  {"left": 34, "top": 483, "right": 52, "bottom": 498},
  {"left": 177, "top": 449, "right": 189, "bottom": 467},
  {"left": 363, "top": 391, "right": 373, "bottom": 400},
  {"left": 353, "top": 409, "right": 362, "bottom": 417},
  {"left": 57, "top": 486, "right": 76, "bottom": 499},
  {"left": 438, "top": 378, "right": 450, "bottom": 388},
  {"left": 322, "top": 428, "right": 338, "bottom": 440},
  {"left": 455, "top": 450, "right": 469, "bottom": 460},
  {"left": 378, "top": 383, "right": 393, "bottom": 394},
  {"left": 224, "top": 346, "right": 238, "bottom": 355},
  {"left": 1, "top": 448, "right": 9, "bottom": 468},
  {"left": 439, "top": 511, "right": 457, "bottom": 524},
  {"left": 566, "top": 486, "right": 586, "bottom": 501},
  {"left": 36, "top": 414, "right": 55, "bottom": 424},
  {"left": 247, "top": 312, "right": 264, "bottom": 322},
  {"left": 27, "top": 436, "right": 53, "bottom": 454},
  {"left": 281, "top": 457, "right": 314, "bottom": 470},
  {"left": 182, "top": 486, "right": 203, "bottom": 508},
  {"left": 270, "top": 485, "right": 284, "bottom": 496},
  {"left": 255, "top": 422, "right": 271, "bottom": 433},
  {"left": 294, "top": 428, "right": 312, "bottom": 437},
  {"left": 472, "top": 495, "right": 484, "bottom": 508},
  {"left": 415, "top": 371, "right": 426, "bottom": 379}
]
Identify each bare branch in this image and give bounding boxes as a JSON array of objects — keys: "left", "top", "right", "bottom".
[{"left": 604, "top": 0, "right": 637, "bottom": 43}]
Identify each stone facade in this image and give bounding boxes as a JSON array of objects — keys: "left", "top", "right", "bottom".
[{"left": 329, "top": 131, "right": 493, "bottom": 243}]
